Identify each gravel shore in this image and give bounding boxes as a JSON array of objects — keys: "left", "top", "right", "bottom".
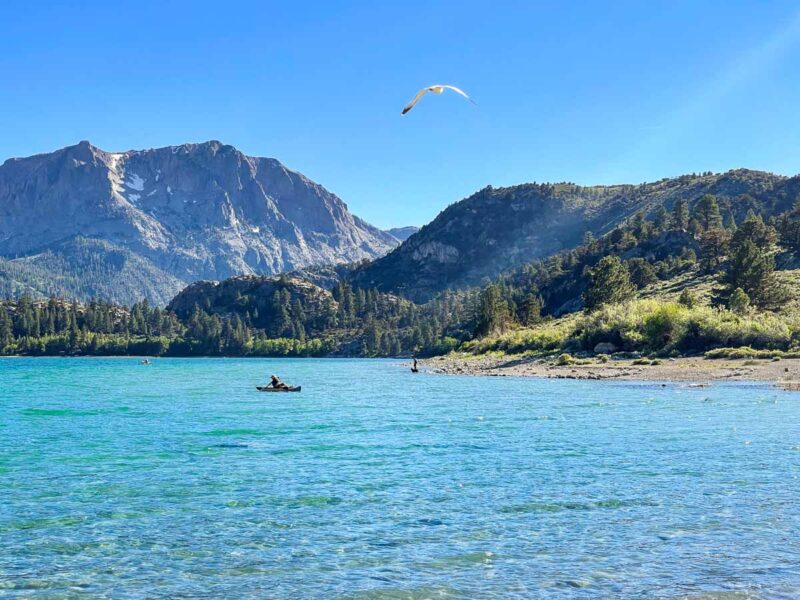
[{"left": 417, "top": 354, "right": 800, "bottom": 389}]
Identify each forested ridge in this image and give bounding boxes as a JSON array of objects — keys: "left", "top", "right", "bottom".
[
  {"left": 351, "top": 168, "right": 800, "bottom": 300},
  {"left": 0, "top": 281, "right": 473, "bottom": 357},
  {"left": 2, "top": 186, "right": 800, "bottom": 359}
]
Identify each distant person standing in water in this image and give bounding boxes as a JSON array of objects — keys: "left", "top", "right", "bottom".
[{"left": 411, "top": 358, "right": 419, "bottom": 373}]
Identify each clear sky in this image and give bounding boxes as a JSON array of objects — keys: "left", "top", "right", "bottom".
[{"left": 2, "top": 1, "right": 800, "bottom": 229}]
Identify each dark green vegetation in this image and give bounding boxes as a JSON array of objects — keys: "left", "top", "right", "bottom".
[
  {"left": 462, "top": 198, "right": 800, "bottom": 357},
  {"left": 1, "top": 277, "right": 472, "bottom": 357},
  {"left": 2, "top": 169, "right": 800, "bottom": 358},
  {"left": 0, "top": 297, "right": 182, "bottom": 357},
  {"left": 0, "top": 237, "right": 185, "bottom": 306}
]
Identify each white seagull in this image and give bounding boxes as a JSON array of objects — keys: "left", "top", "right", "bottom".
[{"left": 401, "top": 84, "right": 475, "bottom": 115}]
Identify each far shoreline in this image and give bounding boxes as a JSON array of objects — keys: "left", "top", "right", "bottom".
[
  {"left": 422, "top": 354, "right": 800, "bottom": 391},
  {"left": 4, "top": 354, "right": 800, "bottom": 391},
  {"left": 0, "top": 354, "right": 231, "bottom": 359}
]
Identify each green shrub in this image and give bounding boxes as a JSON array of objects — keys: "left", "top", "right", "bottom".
[
  {"left": 728, "top": 288, "right": 751, "bottom": 314},
  {"left": 704, "top": 347, "right": 800, "bottom": 360},
  {"left": 462, "top": 320, "right": 571, "bottom": 355},
  {"left": 429, "top": 336, "right": 460, "bottom": 356},
  {"left": 643, "top": 303, "right": 689, "bottom": 349},
  {"left": 557, "top": 353, "right": 575, "bottom": 366},
  {"left": 678, "top": 289, "right": 696, "bottom": 308},
  {"left": 464, "top": 297, "right": 800, "bottom": 359}
]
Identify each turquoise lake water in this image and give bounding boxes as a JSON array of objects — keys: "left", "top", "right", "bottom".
[{"left": 1, "top": 358, "right": 800, "bottom": 598}]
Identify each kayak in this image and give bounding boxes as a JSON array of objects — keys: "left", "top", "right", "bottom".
[{"left": 256, "top": 386, "right": 302, "bottom": 392}]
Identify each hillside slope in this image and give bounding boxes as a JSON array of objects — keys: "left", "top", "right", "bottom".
[
  {"left": 352, "top": 170, "right": 800, "bottom": 301},
  {"left": 0, "top": 237, "right": 185, "bottom": 306}
]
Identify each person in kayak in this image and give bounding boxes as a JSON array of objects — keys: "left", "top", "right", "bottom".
[{"left": 268, "top": 374, "right": 290, "bottom": 390}]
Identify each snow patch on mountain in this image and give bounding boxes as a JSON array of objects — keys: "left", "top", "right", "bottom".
[
  {"left": 126, "top": 173, "right": 145, "bottom": 191},
  {"left": 106, "top": 153, "right": 124, "bottom": 195}
]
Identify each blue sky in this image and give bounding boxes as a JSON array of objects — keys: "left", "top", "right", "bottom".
[{"left": 2, "top": 1, "right": 800, "bottom": 228}]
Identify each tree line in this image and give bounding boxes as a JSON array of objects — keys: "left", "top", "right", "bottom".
[
  {"left": 2, "top": 194, "right": 799, "bottom": 357},
  {"left": 0, "top": 282, "right": 476, "bottom": 358}
]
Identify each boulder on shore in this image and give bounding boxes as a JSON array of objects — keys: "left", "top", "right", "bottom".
[{"left": 594, "top": 342, "right": 618, "bottom": 354}]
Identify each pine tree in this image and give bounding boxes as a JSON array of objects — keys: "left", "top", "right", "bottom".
[
  {"left": 269, "top": 291, "right": 292, "bottom": 337},
  {"left": 0, "top": 306, "right": 13, "bottom": 352},
  {"left": 693, "top": 194, "right": 723, "bottom": 231},
  {"left": 630, "top": 211, "right": 650, "bottom": 241},
  {"left": 698, "top": 227, "right": 730, "bottom": 273},
  {"left": 778, "top": 212, "right": 800, "bottom": 254},
  {"left": 653, "top": 205, "right": 670, "bottom": 232},
  {"left": 626, "top": 258, "right": 658, "bottom": 289},
  {"left": 68, "top": 314, "right": 80, "bottom": 351},
  {"left": 520, "top": 292, "right": 543, "bottom": 326},
  {"left": 582, "top": 256, "right": 636, "bottom": 311},
  {"left": 671, "top": 198, "right": 690, "bottom": 231},
  {"left": 730, "top": 211, "right": 777, "bottom": 252},
  {"left": 363, "top": 317, "right": 381, "bottom": 356},
  {"left": 728, "top": 288, "right": 750, "bottom": 314},
  {"left": 721, "top": 240, "right": 785, "bottom": 308},
  {"left": 777, "top": 201, "right": 800, "bottom": 254},
  {"left": 474, "top": 285, "right": 511, "bottom": 338}
]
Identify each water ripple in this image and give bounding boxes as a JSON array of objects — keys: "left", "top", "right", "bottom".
[{"left": 2, "top": 357, "right": 799, "bottom": 598}]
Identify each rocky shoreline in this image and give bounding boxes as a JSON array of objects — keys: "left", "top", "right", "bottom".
[{"left": 419, "top": 354, "right": 800, "bottom": 390}]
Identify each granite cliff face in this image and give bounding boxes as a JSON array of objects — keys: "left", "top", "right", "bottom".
[
  {"left": 352, "top": 169, "right": 800, "bottom": 301},
  {"left": 0, "top": 140, "right": 396, "bottom": 304}
]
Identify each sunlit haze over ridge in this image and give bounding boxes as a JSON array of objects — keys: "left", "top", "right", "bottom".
[{"left": 2, "top": 1, "right": 800, "bottom": 228}]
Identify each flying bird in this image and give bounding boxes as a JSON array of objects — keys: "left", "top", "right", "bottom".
[{"left": 401, "top": 85, "right": 474, "bottom": 115}]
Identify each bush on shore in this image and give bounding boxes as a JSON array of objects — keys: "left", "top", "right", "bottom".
[
  {"left": 461, "top": 319, "right": 573, "bottom": 355},
  {"left": 556, "top": 353, "right": 575, "bottom": 365},
  {"left": 704, "top": 347, "right": 800, "bottom": 360},
  {"left": 462, "top": 299, "right": 800, "bottom": 357}
]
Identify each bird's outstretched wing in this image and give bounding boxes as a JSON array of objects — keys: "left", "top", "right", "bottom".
[
  {"left": 401, "top": 84, "right": 475, "bottom": 115},
  {"left": 401, "top": 88, "right": 432, "bottom": 115},
  {"left": 438, "top": 85, "right": 475, "bottom": 104}
]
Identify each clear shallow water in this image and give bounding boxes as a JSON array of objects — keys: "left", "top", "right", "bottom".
[{"left": 1, "top": 358, "right": 800, "bottom": 598}]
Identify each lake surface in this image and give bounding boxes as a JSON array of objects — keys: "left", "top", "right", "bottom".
[{"left": 1, "top": 358, "right": 800, "bottom": 598}]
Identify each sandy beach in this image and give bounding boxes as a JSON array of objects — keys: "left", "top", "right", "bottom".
[{"left": 422, "top": 354, "right": 800, "bottom": 390}]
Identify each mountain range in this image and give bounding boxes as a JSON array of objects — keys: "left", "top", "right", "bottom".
[
  {"left": 2, "top": 141, "right": 798, "bottom": 308},
  {"left": 0, "top": 141, "right": 396, "bottom": 304}
]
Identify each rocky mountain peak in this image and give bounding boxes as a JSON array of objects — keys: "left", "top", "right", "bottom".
[{"left": 0, "top": 141, "right": 397, "bottom": 305}]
